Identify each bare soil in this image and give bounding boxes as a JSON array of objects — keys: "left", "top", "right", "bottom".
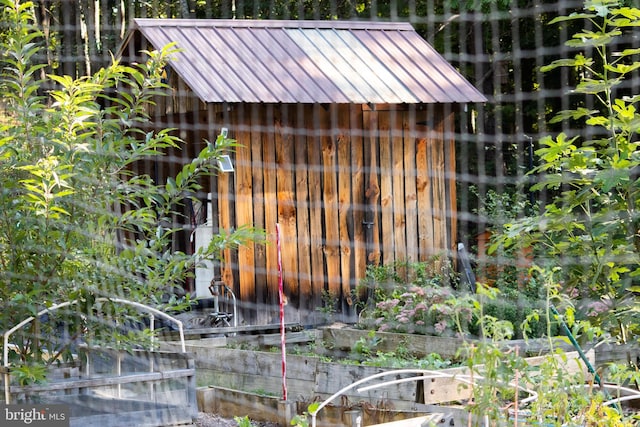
[{"left": 195, "top": 412, "right": 282, "bottom": 427}]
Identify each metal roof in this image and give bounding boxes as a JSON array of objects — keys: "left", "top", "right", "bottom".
[{"left": 130, "top": 19, "right": 486, "bottom": 104}]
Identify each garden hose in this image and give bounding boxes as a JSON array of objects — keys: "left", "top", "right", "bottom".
[
  {"left": 550, "top": 305, "right": 622, "bottom": 414},
  {"left": 550, "top": 305, "right": 601, "bottom": 386}
]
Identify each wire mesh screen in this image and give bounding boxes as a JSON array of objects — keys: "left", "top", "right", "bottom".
[{"left": 2, "top": 0, "right": 640, "bottom": 347}]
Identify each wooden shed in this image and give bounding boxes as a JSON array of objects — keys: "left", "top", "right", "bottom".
[{"left": 119, "top": 19, "right": 486, "bottom": 325}]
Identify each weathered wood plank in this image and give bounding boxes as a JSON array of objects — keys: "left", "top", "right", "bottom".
[
  {"left": 294, "top": 104, "right": 313, "bottom": 313},
  {"left": 321, "top": 327, "right": 464, "bottom": 359},
  {"left": 196, "top": 349, "right": 319, "bottom": 383},
  {"left": 415, "top": 120, "right": 433, "bottom": 261},
  {"left": 235, "top": 104, "right": 256, "bottom": 322},
  {"left": 10, "top": 369, "right": 195, "bottom": 393},
  {"left": 145, "top": 103, "right": 459, "bottom": 325},
  {"left": 322, "top": 106, "right": 341, "bottom": 300},
  {"left": 350, "top": 105, "right": 367, "bottom": 287},
  {"left": 404, "top": 108, "right": 418, "bottom": 262},
  {"left": 366, "top": 415, "right": 445, "bottom": 427},
  {"left": 337, "top": 104, "right": 353, "bottom": 312},
  {"left": 363, "top": 110, "right": 381, "bottom": 267},
  {"left": 164, "top": 322, "right": 302, "bottom": 338},
  {"left": 262, "top": 105, "right": 279, "bottom": 321},
  {"left": 313, "top": 360, "right": 418, "bottom": 404},
  {"left": 378, "top": 111, "right": 394, "bottom": 265},
  {"left": 251, "top": 105, "right": 268, "bottom": 325},
  {"left": 198, "top": 386, "right": 290, "bottom": 423},
  {"left": 421, "top": 349, "right": 594, "bottom": 404},
  {"left": 259, "top": 330, "right": 319, "bottom": 347},
  {"left": 307, "top": 105, "right": 325, "bottom": 310},
  {"left": 431, "top": 110, "right": 446, "bottom": 253},
  {"left": 195, "top": 348, "right": 417, "bottom": 405},
  {"left": 275, "top": 106, "right": 299, "bottom": 309},
  {"left": 444, "top": 108, "right": 457, "bottom": 255},
  {"left": 391, "top": 109, "right": 406, "bottom": 263}
]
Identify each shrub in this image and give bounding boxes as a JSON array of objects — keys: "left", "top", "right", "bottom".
[{"left": 0, "top": 0, "right": 262, "bottom": 372}]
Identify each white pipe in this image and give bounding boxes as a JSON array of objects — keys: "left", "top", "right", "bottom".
[
  {"left": 3, "top": 297, "right": 187, "bottom": 369},
  {"left": 310, "top": 369, "right": 469, "bottom": 427},
  {"left": 357, "top": 372, "right": 473, "bottom": 393},
  {"left": 356, "top": 373, "right": 537, "bottom": 405},
  {"left": 604, "top": 393, "right": 640, "bottom": 407},
  {"left": 4, "top": 301, "right": 76, "bottom": 367},
  {"left": 309, "top": 368, "right": 543, "bottom": 427}
]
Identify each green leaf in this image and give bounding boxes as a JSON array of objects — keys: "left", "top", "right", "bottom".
[
  {"left": 614, "top": 6, "right": 640, "bottom": 20},
  {"left": 548, "top": 13, "right": 596, "bottom": 25},
  {"left": 566, "top": 33, "right": 617, "bottom": 48},
  {"left": 614, "top": 47, "right": 640, "bottom": 58},
  {"left": 535, "top": 133, "right": 579, "bottom": 163},
  {"left": 574, "top": 78, "right": 621, "bottom": 94},
  {"left": 594, "top": 167, "right": 628, "bottom": 192},
  {"left": 585, "top": 116, "right": 610, "bottom": 127},
  {"left": 550, "top": 108, "right": 598, "bottom": 123},
  {"left": 540, "top": 57, "right": 590, "bottom": 73},
  {"left": 605, "top": 62, "right": 640, "bottom": 75},
  {"left": 307, "top": 402, "right": 320, "bottom": 414}
]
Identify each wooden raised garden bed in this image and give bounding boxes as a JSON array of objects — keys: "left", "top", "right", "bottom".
[
  {"left": 1, "top": 346, "right": 197, "bottom": 427},
  {"left": 162, "top": 326, "right": 597, "bottom": 427},
  {"left": 1, "top": 297, "right": 197, "bottom": 427}
]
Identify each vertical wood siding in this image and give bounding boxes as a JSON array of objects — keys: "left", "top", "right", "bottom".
[{"left": 145, "top": 100, "right": 457, "bottom": 325}]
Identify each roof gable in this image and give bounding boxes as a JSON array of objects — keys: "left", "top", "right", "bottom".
[{"left": 127, "top": 19, "right": 486, "bottom": 104}]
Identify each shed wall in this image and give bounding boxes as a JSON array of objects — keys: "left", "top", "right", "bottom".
[{"left": 143, "top": 99, "right": 457, "bottom": 325}]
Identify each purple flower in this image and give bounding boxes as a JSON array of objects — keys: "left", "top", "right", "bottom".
[
  {"left": 396, "top": 316, "right": 409, "bottom": 324},
  {"left": 414, "top": 302, "right": 427, "bottom": 312},
  {"left": 409, "top": 286, "right": 425, "bottom": 297},
  {"left": 434, "top": 321, "right": 447, "bottom": 334},
  {"left": 586, "top": 301, "right": 608, "bottom": 317}
]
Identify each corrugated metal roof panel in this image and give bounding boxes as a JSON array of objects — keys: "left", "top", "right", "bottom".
[{"left": 131, "top": 19, "right": 486, "bottom": 104}]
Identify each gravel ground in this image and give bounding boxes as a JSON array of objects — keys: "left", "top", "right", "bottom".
[{"left": 194, "top": 412, "right": 282, "bottom": 427}]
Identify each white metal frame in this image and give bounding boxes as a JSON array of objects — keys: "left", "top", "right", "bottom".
[{"left": 2, "top": 297, "right": 187, "bottom": 403}]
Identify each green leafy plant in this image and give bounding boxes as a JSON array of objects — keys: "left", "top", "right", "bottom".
[
  {"left": 234, "top": 415, "right": 255, "bottom": 427},
  {"left": 351, "top": 330, "right": 383, "bottom": 358},
  {"left": 316, "top": 289, "right": 338, "bottom": 321},
  {"left": 290, "top": 402, "right": 319, "bottom": 427},
  {"left": 463, "top": 243, "right": 636, "bottom": 425},
  {"left": 498, "top": 0, "right": 640, "bottom": 345},
  {"left": 357, "top": 259, "right": 478, "bottom": 336},
  {"left": 0, "top": 0, "right": 263, "bottom": 380},
  {"left": 356, "top": 259, "right": 550, "bottom": 339},
  {"left": 361, "top": 351, "right": 453, "bottom": 370}
]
